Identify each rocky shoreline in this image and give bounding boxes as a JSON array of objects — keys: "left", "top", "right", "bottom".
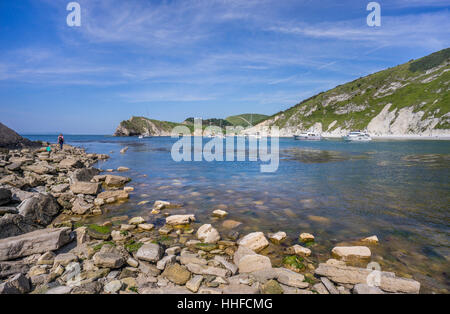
[{"left": 0, "top": 142, "right": 422, "bottom": 294}]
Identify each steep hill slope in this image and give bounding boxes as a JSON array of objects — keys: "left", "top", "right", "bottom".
[
  {"left": 114, "top": 113, "right": 269, "bottom": 136},
  {"left": 114, "top": 117, "right": 183, "bottom": 136},
  {"left": 248, "top": 48, "right": 450, "bottom": 137},
  {"left": 0, "top": 122, "right": 37, "bottom": 148}
]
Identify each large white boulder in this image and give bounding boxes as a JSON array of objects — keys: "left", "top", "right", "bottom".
[
  {"left": 196, "top": 224, "right": 220, "bottom": 244},
  {"left": 237, "top": 232, "right": 269, "bottom": 252},
  {"left": 166, "top": 214, "right": 195, "bottom": 225}
]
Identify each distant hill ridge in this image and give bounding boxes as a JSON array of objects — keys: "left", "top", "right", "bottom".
[
  {"left": 114, "top": 48, "right": 449, "bottom": 138},
  {"left": 114, "top": 113, "right": 268, "bottom": 136},
  {"left": 0, "top": 123, "right": 39, "bottom": 149}
]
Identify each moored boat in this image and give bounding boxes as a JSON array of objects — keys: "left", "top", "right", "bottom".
[
  {"left": 342, "top": 131, "right": 372, "bottom": 142},
  {"left": 294, "top": 132, "right": 322, "bottom": 141}
]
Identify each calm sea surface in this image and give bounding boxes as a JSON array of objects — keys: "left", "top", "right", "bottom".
[{"left": 25, "top": 134, "right": 450, "bottom": 293}]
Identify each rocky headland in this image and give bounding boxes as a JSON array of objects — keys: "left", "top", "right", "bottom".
[
  {"left": 0, "top": 141, "right": 422, "bottom": 294},
  {"left": 0, "top": 123, "right": 40, "bottom": 149}
]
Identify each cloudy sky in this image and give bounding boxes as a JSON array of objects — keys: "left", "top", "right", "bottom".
[{"left": 0, "top": 0, "right": 449, "bottom": 134}]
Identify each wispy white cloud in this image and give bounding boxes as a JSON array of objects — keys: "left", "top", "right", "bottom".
[{"left": 267, "top": 11, "right": 450, "bottom": 49}]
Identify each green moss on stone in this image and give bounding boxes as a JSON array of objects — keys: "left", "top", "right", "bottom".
[
  {"left": 125, "top": 240, "right": 143, "bottom": 253},
  {"left": 283, "top": 255, "right": 305, "bottom": 271},
  {"left": 88, "top": 224, "right": 111, "bottom": 234}
]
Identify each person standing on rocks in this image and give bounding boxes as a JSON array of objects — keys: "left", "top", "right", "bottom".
[{"left": 57, "top": 134, "right": 64, "bottom": 150}]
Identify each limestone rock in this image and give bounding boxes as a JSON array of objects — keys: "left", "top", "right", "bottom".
[
  {"left": 313, "top": 283, "right": 329, "bottom": 294},
  {"left": 212, "top": 209, "right": 228, "bottom": 218},
  {"left": 136, "top": 243, "right": 163, "bottom": 262},
  {"left": 233, "top": 245, "right": 256, "bottom": 265},
  {"left": 104, "top": 280, "right": 122, "bottom": 293},
  {"left": 54, "top": 253, "right": 78, "bottom": 266},
  {"left": 197, "top": 224, "right": 220, "bottom": 244},
  {"left": 59, "top": 158, "right": 83, "bottom": 169},
  {"left": 0, "top": 227, "right": 72, "bottom": 261},
  {"left": 331, "top": 246, "right": 371, "bottom": 260},
  {"left": 0, "top": 273, "right": 30, "bottom": 294},
  {"left": 153, "top": 200, "right": 170, "bottom": 210},
  {"left": 237, "top": 232, "right": 269, "bottom": 252},
  {"left": 128, "top": 217, "right": 145, "bottom": 225},
  {"left": 276, "top": 268, "right": 309, "bottom": 288},
  {"left": 138, "top": 223, "right": 154, "bottom": 231},
  {"left": 186, "top": 275, "right": 203, "bottom": 292},
  {"left": 51, "top": 184, "right": 70, "bottom": 194},
  {"left": 315, "top": 263, "right": 420, "bottom": 294},
  {"left": 17, "top": 193, "right": 61, "bottom": 226},
  {"left": 261, "top": 279, "right": 283, "bottom": 294},
  {"left": 353, "top": 283, "right": 385, "bottom": 294},
  {"left": 185, "top": 263, "right": 229, "bottom": 278},
  {"left": 268, "top": 231, "right": 286, "bottom": 244},
  {"left": 156, "top": 255, "right": 176, "bottom": 270},
  {"left": 162, "top": 263, "right": 191, "bottom": 285},
  {"left": 361, "top": 235, "right": 379, "bottom": 244},
  {"left": 299, "top": 233, "right": 315, "bottom": 242},
  {"left": 46, "top": 286, "right": 72, "bottom": 294},
  {"left": 166, "top": 214, "right": 195, "bottom": 225},
  {"left": 286, "top": 244, "right": 311, "bottom": 257},
  {"left": 71, "top": 168, "right": 100, "bottom": 183},
  {"left": 96, "top": 190, "right": 129, "bottom": 202},
  {"left": 238, "top": 254, "right": 272, "bottom": 273},
  {"left": 320, "top": 276, "right": 339, "bottom": 294},
  {"left": 71, "top": 197, "right": 94, "bottom": 215},
  {"left": 70, "top": 182, "right": 101, "bottom": 195},
  {"left": 37, "top": 251, "right": 56, "bottom": 265},
  {"left": 214, "top": 255, "right": 238, "bottom": 275},
  {"left": 93, "top": 252, "right": 125, "bottom": 269},
  {"left": 104, "top": 175, "right": 131, "bottom": 187}
]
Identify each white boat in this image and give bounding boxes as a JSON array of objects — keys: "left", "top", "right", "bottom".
[
  {"left": 342, "top": 131, "right": 372, "bottom": 142},
  {"left": 294, "top": 132, "right": 322, "bottom": 141},
  {"left": 138, "top": 135, "right": 144, "bottom": 139}
]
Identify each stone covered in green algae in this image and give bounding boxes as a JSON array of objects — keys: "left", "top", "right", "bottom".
[
  {"left": 282, "top": 255, "right": 305, "bottom": 272},
  {"left": 125, "top": 240, "right": 144, "bottom": 253},
  {"left": 87, "top": 224, "right": 111, "bottom": 240}
]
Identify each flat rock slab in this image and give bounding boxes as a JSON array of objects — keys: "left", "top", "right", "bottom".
[
  {"left": 70, "top": 182, "right": 101, "bottom": 195},
  {"left": 331, "top": 246, "right": 371, "bottom": 260},
  {"left": 315, "top": 263, "right": 420, "bottom": 294},
  {"left": 0, "top": 227, "right": 72, "bottom": 261},
  {"left": 136, "top": 243, "right": 163, "bottom": 262},
  {"left": 237, "top": 232, "right": 269, "bottom": 252}
]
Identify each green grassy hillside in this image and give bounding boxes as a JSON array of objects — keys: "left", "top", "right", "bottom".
[
  {"left": 255, "top": 48, "right": 450, "bottom": 135},
  {"left": 114, "top": 116, "right": 183, "bottom": 136},
  {"left": 225, "top": 114, "right": 269, "bottom": 128}
]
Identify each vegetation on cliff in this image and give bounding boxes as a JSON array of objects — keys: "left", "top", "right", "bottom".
[{"left": 253, "top": 48, "right": 449, "bottom": 135}]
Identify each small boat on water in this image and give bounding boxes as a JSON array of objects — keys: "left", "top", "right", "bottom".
[
  {"left": 294, "top": 132, "right": 322, "bottom": 141},
  {"left": 342, "top": 131, "right": 372, "bottom": 142},
  {"left": 138, "top": 135, "right": 144, "bottom": 139}
]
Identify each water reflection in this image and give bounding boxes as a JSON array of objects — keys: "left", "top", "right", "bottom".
[
  {"left": 25, "top": 135, "right": 450, "bottom": 293},
  {"left": 282, "top": 148, "right": 369, "bottom": 163}
]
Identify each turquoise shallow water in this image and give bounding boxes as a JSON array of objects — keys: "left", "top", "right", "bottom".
[{"left": 25, "top": 134, "right": 450, "bottom": 293}]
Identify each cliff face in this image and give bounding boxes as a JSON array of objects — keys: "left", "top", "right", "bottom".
[
  {"left": 247, "top": 48, "right": 450, "bottom": 137},
  {"left": 0, "top": 123, "right": 36, "bottom": 148},
  {"left": 114, "top": 116, "right": 182, "bottom": 136}
]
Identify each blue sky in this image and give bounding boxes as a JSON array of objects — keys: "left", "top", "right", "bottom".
[{"left": 0, "top": 0, "right": 449, "bottom": 134}]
